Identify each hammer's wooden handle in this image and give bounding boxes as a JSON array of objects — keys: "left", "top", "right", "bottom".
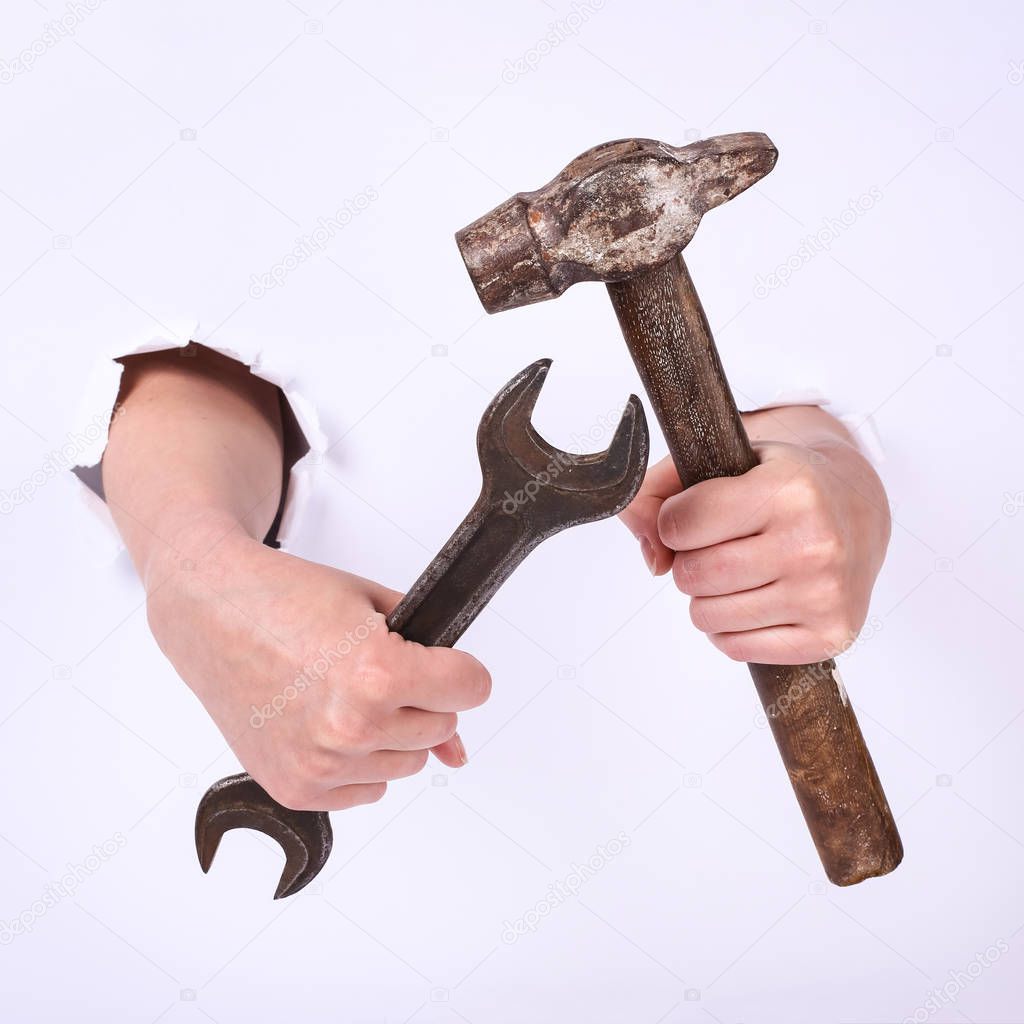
[{"left": 607, "top": 254, "right": 902, "bottom": 885}]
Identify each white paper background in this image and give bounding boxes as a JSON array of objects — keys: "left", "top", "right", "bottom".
[{"left": 1, "top": 1, "right": 1022, "bottom": 1021}]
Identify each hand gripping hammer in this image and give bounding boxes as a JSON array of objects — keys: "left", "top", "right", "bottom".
[{"left": 455, "top": 134, "right": 902, "bottom": 885}]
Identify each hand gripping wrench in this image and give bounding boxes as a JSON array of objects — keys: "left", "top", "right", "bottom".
[{"left": 194, "top": 360, "right": 649, "bottom": 898}]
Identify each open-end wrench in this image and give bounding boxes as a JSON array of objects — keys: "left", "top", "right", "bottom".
[{"left": 195, "top": 360, "right": 649, "bottom": 898}]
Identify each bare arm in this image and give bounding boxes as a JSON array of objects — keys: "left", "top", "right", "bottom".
[
  {"left": 103, "top": 345, "right": 285, "bottom": 585},
  {"left": 102, "top": 345, "right": 489, "bottom": 810}
]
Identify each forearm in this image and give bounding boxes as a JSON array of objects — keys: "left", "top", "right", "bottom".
[
  {"left": 99, "top": 347, "right": 481, "bottom": 805},
  {"left": 741, "top": 403, "right": 855, "bottom": 449},
  {"left": 101, "top": 345, "right": 285, "bottom": 588}
]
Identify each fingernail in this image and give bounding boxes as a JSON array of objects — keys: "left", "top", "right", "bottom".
[
  {"left": 639, "top": 535, "right": 657, "bottom": 575},
  {"left": 453, "top": 733, "right": 468, "bottom": 766}
]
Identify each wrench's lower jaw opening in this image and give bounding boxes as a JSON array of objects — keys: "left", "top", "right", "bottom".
[
  {"left": 195, "top": 807, "right": 334, "bottom": 900},
  {"left": 194, "top": 775, "right": 334, "bottom": 899}
]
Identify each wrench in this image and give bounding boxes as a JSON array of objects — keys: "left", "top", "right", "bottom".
[{"left": 194, "top": 360, "right": 649, "bottom": 898}]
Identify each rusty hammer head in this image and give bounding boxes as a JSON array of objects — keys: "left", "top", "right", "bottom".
[{"left": 456, "top": 133, "right": 777, "bottom": 313}]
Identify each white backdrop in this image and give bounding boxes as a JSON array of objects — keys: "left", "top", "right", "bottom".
[{"left": 1, "top": 0, "right": 1023, "bottom": 1021}]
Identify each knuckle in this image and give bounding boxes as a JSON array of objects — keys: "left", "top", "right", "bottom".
[
  {"left": 712, "top": 632, "right": 752, "bottom": 663},
  {"left": 321, "top": 706, "right": 378, "bottom": 752},
  {"left": 402, "top": 750, "right": 430, "bottom": 778},
  {"left": 803, "top": 571, "right": 843, "bottom": 614},
  {"left": 433, "top": 711, "right": 459, "bottom": 745},
  {"left": 302, "top": 746, "right": 339, "bottom": 785},
  {"left": 798, "top": 528, "right": 842, "bottom": 572},
  {"left": 689, "top": 598, "right": 714, "bottom": 634},
  {"left": 656, "top": 502, "right": 683, "bottom": 548},
  {"left": 789, "top": 473, "right": 822, "bottom": 510},
  {"left": 264, "top": 777, "right": 314, "bottom": 811},
  {"left": 673, "top": 555, "right": 704, "bottom": 594},
  {"left": 401, "top": 711, "right": 457, "bottom": 750},
  {"left": 817, "top": 572, "right": 845, "bottom": 607},
  {"left": 345, "top": 713, "right": 381, "bottom": 750},
  {"left": 822, "top": 618, "right": 857, "bottom": 657},
  {"left": 315, "top": 705, "right": 346, "bottom": 747},
  {"left": 352, "top": 649, "right": 397, "bottom": 706}
]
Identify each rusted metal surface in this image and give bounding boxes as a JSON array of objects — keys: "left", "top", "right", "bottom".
[
  {"left": 455, "top": 133, "right": 903, "bottom": 885},
  {"left": 456, "top": 133, "right": 777, "bottom": 313},
  {"left": 195, "top": 360, "right": 649, "bottom": 898},
  {"left": 195, "top": 773, "right": 331, "bottom": 900}
]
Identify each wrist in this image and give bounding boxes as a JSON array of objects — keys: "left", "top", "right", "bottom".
[
  {"left": 139, "top": 502, "right": 260, "bottom": 593},
  {"left": 742, "top": 405, "right": 856, "bottom": 452}
]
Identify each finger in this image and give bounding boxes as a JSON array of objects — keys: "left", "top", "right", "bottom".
[
  {"left": 386, "top": 707, "right": 459, "bottom": 751},
  {"left": 709, "top": 624, "right": 834, "bottom": 666},
  {"left": 301, "top": 781, "right": 388, "bottom": 812},
  {"left": 331, "top": 748, "right": 430, "bottom": 785},
  {"left": 365, "top": 578, "right": 408, "bottom": 617},
  {"left": 672, "top": 536, "right": 780, "bottom": 597},
  {"left": 689, "top": 583, "right": 792, "bottom": 636},
  {"left": 619, "top": 456, "right": 683, "bottom": 535},
  {"left": 619, "top": 456, "right": 680, "bottom": 574},
  {"left": 384, "top": 637, "right": 492, "bottom": 712},
  {"left": 431, "top": 732, "right": 468, "bottom": 768},
  {"left": 658, "top": 461, "right": 806, "bottom": 550}
]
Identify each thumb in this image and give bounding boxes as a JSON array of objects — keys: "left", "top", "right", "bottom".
[{"left": 619, "top": 456, "right": 682, "bottom": 575}]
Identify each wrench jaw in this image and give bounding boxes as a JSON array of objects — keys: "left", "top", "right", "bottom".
[
  {"left": 476, "top": 358, "right": 553, "bottom": 477},
  {"left": 195, "top": 774, "right": 333, "bottom": 900},
  {"left": 539, "top": 394, "right": 649, "bottom": 526},
  {"left": 478, "top": 360, "right": 649, "bottom": 536}
]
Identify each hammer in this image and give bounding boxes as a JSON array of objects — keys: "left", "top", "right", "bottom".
[{"left": 455, "top": 133, "right": 902, "bottom": 885}]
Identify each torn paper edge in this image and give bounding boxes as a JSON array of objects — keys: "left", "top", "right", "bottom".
[
  {"left": 831, "top": 664, "right": 850, "bottom": 708},
  {"left": 745, "top": 386, "right": 886, "bottom": 468},
  {"left": 69, "top": 325, "right": 327, "bottom": 565}
]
